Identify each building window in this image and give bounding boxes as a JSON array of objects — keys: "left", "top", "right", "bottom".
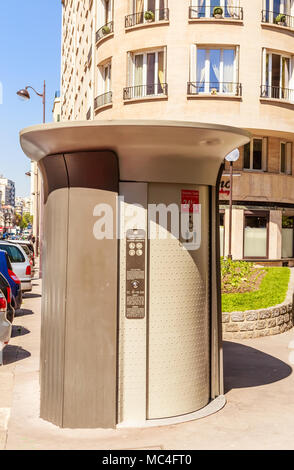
[
  {"left": 280, "top": 142, "right": 292, "bottom": 174},
  {"left": 95, "top": 61, "right": 112, "bottom": 109},
  {"left": 126, "top": 0, "right": 169, "bottom": 27},
  {"left": 262, "top": 0, "right": 294, "bottom": 27},
  {"left": 97, "top": 0, "right": 112, "bottom": 25},
  {"left": 244, "top": 212, "right": 269, "bottom": 259},
  {"left": 124, "top": 49, "right": 167, "bottom": 99},
  {"left": 243, "top": 138, "right": 267, "bottom": 171},
  {"left": 282, "top": 216, "right": 294, "bottom": 258},
  {"left": 96, "top": 0, "right": 113, "bottom": 42},
  {"left": 261, "top": 49, "right": 294, "bottom": 101},
  {"left": 188, "top": 46, "right": 241, "bottom": 95},
  {"left": 189, "top": 0, "right": 242, "bottom": 20}
]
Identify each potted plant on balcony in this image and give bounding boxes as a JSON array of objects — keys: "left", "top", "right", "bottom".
[
  {"left": 102, "top": 25, "right": 111, "bottom": 35},
  {"left": 144, "top": 10, "right": 155, "bottom": 22},
  {"left": 275, "top": 13, "right": 286, "bottom": 26},
  {"left": 213, "top": 6, "right": 223, "bottom": 19}
]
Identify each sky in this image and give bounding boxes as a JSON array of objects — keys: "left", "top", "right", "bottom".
[{"left": 0, "top": 0, "right": 62, "bottom": 197}]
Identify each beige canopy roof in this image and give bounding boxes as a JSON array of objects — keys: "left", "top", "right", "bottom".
[{"left": 20, "top": 120, "right": 250, "bottom": 185}]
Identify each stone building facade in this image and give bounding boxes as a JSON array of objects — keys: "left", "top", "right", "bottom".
[{"left": 60, "top": 0, "right": 294, "bottom": 265}]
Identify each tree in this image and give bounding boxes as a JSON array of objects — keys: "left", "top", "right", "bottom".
[
  {"left": 20, "top": 213, "right": 33, "bottom": 230},
  {"left": 13, "top": 213, "right": 22, "bottom": 227}
]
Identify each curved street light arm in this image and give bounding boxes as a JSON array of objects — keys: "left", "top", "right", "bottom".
[{"left": 25, "top": 85, "right": 44, "bottom": 98}]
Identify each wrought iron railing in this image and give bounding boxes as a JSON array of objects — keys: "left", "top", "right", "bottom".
[
  {"left": 123, "top": 83, "right": 168, "bottom": 100},
  {"left": 187, "top": 81, "right": 242, "bottom": 96},
  {"left": 94, "top": 91, "right": 113, "bottom": 109},
  {"left": 96, "top": 21, "right": 114, "bottom": 43},
  {"left": 261, "top": 10, "right": 294, "bottom": 28},
  {"left": 189, "top": 4, "right": 243, "bottom": 20},
  {"left": 260, "top": 84, "right": 294, "bottom": 101},
  {"left": 86, "top": 107, "right": 91, "bottom": 120},
  {"left": 125, "top": 9, "right": 169, "bottom": 28}
]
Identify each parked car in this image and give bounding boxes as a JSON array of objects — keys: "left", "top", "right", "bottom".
[
  {"left": 0, "top": 288, "right": 12, "bottom": 346},
  {"left": 0, "top": 242, "right": 32, "bottom": 293},
  {"left": 0, "top": 272, "right": 15, "bottom": 323},
  {"left": 10, "top": 240, "right": 35, "bottom": 268},
  {"left": 0, "top": 250, "right": 22, "bottom": 312}
]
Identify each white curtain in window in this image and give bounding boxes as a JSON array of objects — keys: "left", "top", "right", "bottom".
[
  {"left": 226, "top": 0, "right": 236, "bottom": 17},
  {"left": 223, "top": 49, "right": 235, "bottom": 92},
  {"left": 134, "top": 55, "right": 143, "bottom": 97},
  {"left": 191, "top": 0, "right": 205, "bottom": 18},
  {"left": 210, "top": 50, "right": 220, "bottom": 86},
  {"left": 196, "top": 49, "right": 206, "bottom": 89}
]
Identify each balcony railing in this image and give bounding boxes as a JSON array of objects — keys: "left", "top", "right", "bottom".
[
  {"left": 86, "top": 107, "right": 91, "bottom": 120},
  {"left": 189, "top": 4, "right": 243, "bottom": 20},
  {"left": 125, "top": 9, "right": 169, "bottom": 28},
  {"left": 96, "top": 21, "right": 114, "bottom": 43},
  {"left": 261, "top": 10, "right": 294, "bottom": 29},
  {"left": 187, "top": 81, "right": 242, "bottom": 96},
  {"left": 94, "top": 91, "right": 113, "bottom": 109},
  {"left": 260, "top": 84, "right": 294, "bottom": 102},
  {"left": 123, "top": 83, "right": 168, "bottom": 100}
]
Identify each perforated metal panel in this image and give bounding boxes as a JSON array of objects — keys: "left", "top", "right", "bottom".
[{"left": 147, "top": 183, "right": 210, "bottom": 419}]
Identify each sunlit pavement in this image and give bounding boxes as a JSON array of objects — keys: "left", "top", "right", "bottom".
[{"left": 1, "top": 270, "right": 294, "bottom": 450}]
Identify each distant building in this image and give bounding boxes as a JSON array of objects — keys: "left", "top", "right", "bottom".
[
  {"left": 15, "top": 196, "right": 32, "bottom": 217},
  {"left": 0, "top": 177, "right": 15, "bottom": 207},
  {"left": 52, "top": 90, "right": 61, "bottom": 122}
]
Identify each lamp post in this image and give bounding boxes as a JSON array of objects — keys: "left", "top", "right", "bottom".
[
  {"left": 17, "top": 81, "right": 46, "bottom": 124},
  {"left": 225, "top": 148, "right": 240, "bottom": 260},
  {"left": 17, "top": 81, "right": 46, "bottom": 270}
]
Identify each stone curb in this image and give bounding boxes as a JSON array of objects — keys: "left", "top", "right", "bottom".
[{"left": 222, "top": 267, "right": 294, "bottom": 340}]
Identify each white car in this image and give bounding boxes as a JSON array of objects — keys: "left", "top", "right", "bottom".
[
  {"left": 0, "top": 242, "right": 32, "bottom": 293},
  {"left": 0, "top": 289, "right": 12, "bottom": 351}
]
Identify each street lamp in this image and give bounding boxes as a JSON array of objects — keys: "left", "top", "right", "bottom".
[
  {"left": 18, "top": 81, "right": 46, "bottom": 268},
  {"left": 16, "top": 81, "right": 46, "bottom": 124},
  {"left": 225, "top": 148, "right": 240, "bottom": 260}
]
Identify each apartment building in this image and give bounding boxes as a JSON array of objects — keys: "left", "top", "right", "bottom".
[
  {"left": 60, "top": 0, "right": 294, "bottom": 264},
  {"left": 0, "top": 177, "right": 15, "bottom": 207}
]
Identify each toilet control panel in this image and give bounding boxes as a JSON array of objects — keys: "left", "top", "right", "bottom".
[{"left": 126, "top": 229, "right": 146, "bottom": 319}]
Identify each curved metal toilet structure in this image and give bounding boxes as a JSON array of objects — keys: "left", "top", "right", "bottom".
[{"left": 20, "top": 120, "right": 250, "bottom": 428}]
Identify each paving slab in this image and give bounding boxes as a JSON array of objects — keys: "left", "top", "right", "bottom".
[{"left": 2, "top": 276, "right": 294, "bottom": 450}]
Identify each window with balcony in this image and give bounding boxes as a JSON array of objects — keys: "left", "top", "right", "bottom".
[
  {"left": 125, "top": 0, "right": 169, "bottom": 28},
  {"left": 280, "top": 142, "right": 292, "bottom": 174},
  {"left": 262, "top": 0, "right": 294, "bottom": 29},
  {"left": 243, "top": 138, "right": 267, "bottom": 171},
  {"left": 261, "top": 49, "right": 294, "bottom": 101},
  {"left": 188, "top": 46, "right": 241, "bottom": 96},
  {"left": 189, "top": 0, "right": 243, "bottom": 20},
  {"left": 96, "top": 0, "right": 113, "bottom": 43},
  {"left": 95, "top": 61, "right": 112, "bottom": 109},
  {"left": 124, "top": 49, "right": 167, "bottom": 100}
]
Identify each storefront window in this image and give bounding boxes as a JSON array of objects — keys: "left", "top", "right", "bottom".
[
  {"left": 282, "top": 216, "right": 294, "bottom": 258},
  {"left": 244, "top": 213, "right": 268, "bottom": 258},
  {"left": 220, "top": 212, "right": 224, "bottom": 257}
]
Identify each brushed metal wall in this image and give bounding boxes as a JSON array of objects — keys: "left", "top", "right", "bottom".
[{"left": 40, "top": 188, "right": 69, "bottom": 426}]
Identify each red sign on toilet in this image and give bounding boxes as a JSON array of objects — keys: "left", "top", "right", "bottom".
[{"left": 181, "top": 190, "right": 199, "bottom": 213}]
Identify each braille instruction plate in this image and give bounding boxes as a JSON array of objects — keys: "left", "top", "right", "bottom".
[{"left": 126, "top": 229, "right": 146, "bottom": 319}]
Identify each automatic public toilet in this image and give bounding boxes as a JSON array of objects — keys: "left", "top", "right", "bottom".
[{"left": 20, "top": 120, "right": 250, "bottom": 428}]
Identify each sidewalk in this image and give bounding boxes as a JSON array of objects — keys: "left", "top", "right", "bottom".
[{"left": 1, "top": 278, "right": 294, "bottom": 450}]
